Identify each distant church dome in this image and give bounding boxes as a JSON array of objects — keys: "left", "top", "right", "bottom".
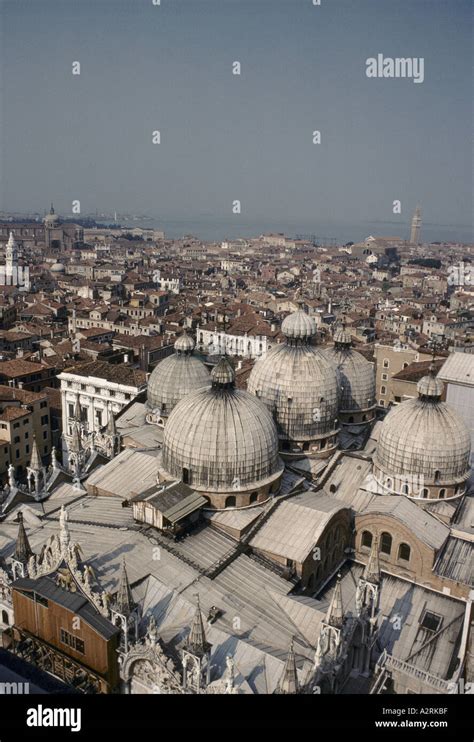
[
  {"left": 161, "top": 357, "right": 283, "bottom": 509},
  {"left": 50, "top": 262, "right": 66, "bottom": 273},
  {"left": 147, "top": 331, "right": 210, "bottom": 420},
  {"left": 321, "top": 325, "right": 376, "bottom": 426},
  {"left": 373, "top": 368, "right": 471, "bottom": 500},
  {"left": 248, "top": 309, "right": 339, "bottom": 458},
  {"left": 44, "top": 203, "right": 60, "bottom": 227}
]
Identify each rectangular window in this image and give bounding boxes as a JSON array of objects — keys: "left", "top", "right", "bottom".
[
  {"left": 60, "top": 628, "right": 85, "bottom": 654},
  {"left": 41, "top": 415, "right": 49, "bottom": 425},
  {"left": 13, "top": 436, "right": 20, "bottom": 444},
  {"left": 40, "top": 401, "right": 47, "bottom": 409},
  {"left": 381, "top": 373, "right": 388, "bottom": 381},
  {"left": 420, "top": 611, "right": 442, "bottom": 633},
  {"left": 68, "top": 403, "right": 74, "bottom": 418},
  {"left": 380, "top": 386, "right": 386, "bottom": 395}
]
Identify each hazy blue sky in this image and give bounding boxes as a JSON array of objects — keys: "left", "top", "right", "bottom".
[{"left": 1, "top": 0, "right": 472, "bottom": 241}]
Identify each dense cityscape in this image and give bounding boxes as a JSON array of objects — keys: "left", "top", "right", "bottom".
[
  {"left": 0, "top": 0, "right": 473, "bottom": 734},
  {"left": 0, "top": 203, "right": 472, "bottom": 699}
]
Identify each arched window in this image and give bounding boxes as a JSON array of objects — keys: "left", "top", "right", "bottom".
[
  {"left": 348, "top": 416, "right": 354, "bottom": 424},
  {"left": 380, "top": 532, "right": 392, "bottom": 555},
  {"left": 439, "top": 488, "right": 446, "bottom": 499},
  {"left": 1, "top": 610, "right": 8, "bottom": 625},
  {"left": 225, "top": 495, "right": 236, "bottom": 508},
  {"left": 329, "top": 483, "right": 337, "bottom": 494},
  {"left": 398, "top": 543, "right": 411, "bottom": 561},
  {"left": 384, "top": 477, "right": 393, "bottom": 491},
  {"left": 361, "top": 530, "right": 372, "bottom": 549},
  {"left": 249, "top": 493, "right": 258, "bottom": 504},
  {"left": 421, "top": 487, "right": 429, "bottom": 499},
  {"left": 434, "top": 470, "right": 441, "bottom": 481},
  {"left": 401, "top": 482, "right": 410, "bottom": 495}
]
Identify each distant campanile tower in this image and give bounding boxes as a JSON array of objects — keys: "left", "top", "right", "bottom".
[{"left": 410, "top": 205, "right": 422, "bottom": 244}]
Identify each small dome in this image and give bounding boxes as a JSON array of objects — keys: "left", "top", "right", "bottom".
[
  {"left": 50, "top": 262, "right": 65, "bottom": 273},
  {"left": 162, "top": 362, "right": 283, "bottom": 494},
  {"left": 174, "top": 331, "right": 195, "bottom": 354},
  {"left": 374, "top": 386, "right": 471, "bottom": 487},
  {"left": 281, "top": 310, "right": 316, "bottom": 340},
  {"left": 147, "top": 340, "right": 210, "bottom": 415},
  {"left": 211, "top": 356, "right": 235, "bottom": 387},
  {"left": 333, "top": 325, "right": 352, "bottom": 346},
  {"left": 417, "top": 370, "right": 444, "bottom": 399}
]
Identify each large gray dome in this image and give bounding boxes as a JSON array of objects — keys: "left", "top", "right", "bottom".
[
  {"left": 147, "top": 332, "right": 210, "bottom": 415},
  {"left": 162, "top": 357, "right": 283, "bottom": 494},
  {"left": 248, "top": 310, "right": 339, "bottom": 447},
  {"left": 373, "top": 373, "right": 471, "bottom": 487}
]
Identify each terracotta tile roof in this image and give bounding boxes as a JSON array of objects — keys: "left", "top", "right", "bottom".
[
  {"left": 0, "top": 406, "right": 30, "bottom": 422},
  {"left": 62, "top": 360, "right": 147, "bottom": 388},
  {"left": 0, "top": 359, "right": 45, "bottom": 378}
]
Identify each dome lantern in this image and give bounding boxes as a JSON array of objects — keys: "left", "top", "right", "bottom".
[
  {"left": 417, "top": 364, "right": 444, "bottom": 401},
  {"left": 211, "top": 356, "right": 235, "bottom": 389},
  {"left": 281, "top": 310, "right": 317, "bottom": 344}
]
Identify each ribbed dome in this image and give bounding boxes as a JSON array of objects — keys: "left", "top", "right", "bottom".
[
  {"left": 281, "top": 310, "right": 316, "bottom": 340},
  {"left": 373, "top": 391, "right": 471, "bottom": 486},
  {"left": 162, "top": 361, "right": 283, "bottom": 493},
  {"left": 417, "top": 372, "right": 444, "bottom": 399},
  {"left": 248, "top": 342, "right": 339, "bottom": 442},
  {"left": 211, "top": 356, "right": 235, "bottom": 387},
  {"left": 147, "top": 338, "right": 210, "bottom": 414},
  {"left": 333, "top": 325, "right": 352, "bottom": 346},
  {"left": 174, "top": 330, "right": 195, "bottom": 354},
  {"left": 321, "top": 345, "right": 375, "bottom": 413}
]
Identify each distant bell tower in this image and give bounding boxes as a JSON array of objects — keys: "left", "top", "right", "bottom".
[
  {"left": 410, "top": 205, "right": 422, "bottom": 244},
  {"left": 6, "top": 231, "right": 18, "bottom": 268}
]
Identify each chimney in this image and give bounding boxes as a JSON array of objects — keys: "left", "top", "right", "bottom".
[{"left": 123, "top": 353, "right": 129, "bottom": 364}]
